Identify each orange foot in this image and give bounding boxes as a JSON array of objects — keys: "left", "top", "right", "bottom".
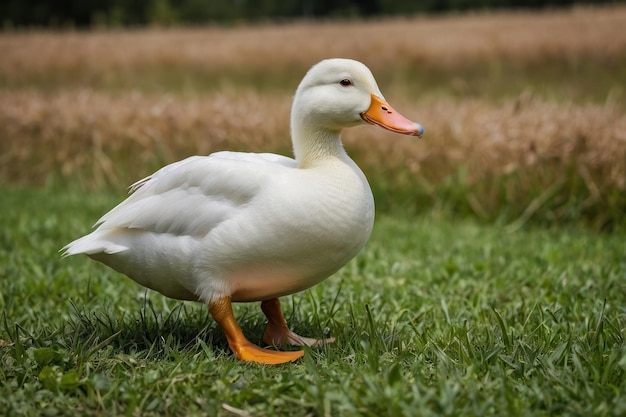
[
  {"left": 233, "top": 340, "right": 304, "bottom": 364},
  {"left": 261, "top": 298, "right": 336, "bottom": 347},
  {"left": 208, "top": 296, "right": 304, "bottom": 365}
]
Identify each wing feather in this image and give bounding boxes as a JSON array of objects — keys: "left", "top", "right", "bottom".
[
  {"left": 96, "top": 152, "right": 296, "bottom": 236},
  {"left": 88, "top": 151, "right": 295, "bottom": 235},
  {"left": 63, "top": 151, "right": 297, "bottom": 256}
]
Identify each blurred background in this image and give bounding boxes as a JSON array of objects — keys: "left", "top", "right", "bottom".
[
  {"left": 1, "top": 0, "right": 625, "bottom": 230},
  {"left": 0, "top": 0, "right": 620, "bottom": 27}
]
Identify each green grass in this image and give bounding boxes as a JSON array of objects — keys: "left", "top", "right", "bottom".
[{"left": 1, "top": 185, "right": 625, "bottom": 416}]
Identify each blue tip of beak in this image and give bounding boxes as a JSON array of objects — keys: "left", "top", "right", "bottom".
[{"left": 416, "top": 123, "right": 424, "bottom": 137}]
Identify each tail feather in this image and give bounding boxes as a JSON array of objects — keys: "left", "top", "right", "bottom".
[{"left": 61, "top": 232, "right": 128, "bottom": 257}]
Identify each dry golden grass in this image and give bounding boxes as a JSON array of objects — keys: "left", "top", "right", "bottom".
[
  {"left": 1, "top": 88, "right": 624, "bottom": 226},
  {"left": 0, "top": 90, "right": 290, "bottom": 187},
  {"left": 1, "top": 5, "right": 626, "bottom": 83},
  {"left": 1, "top": 5, "right": 625, "bottom": 226}
]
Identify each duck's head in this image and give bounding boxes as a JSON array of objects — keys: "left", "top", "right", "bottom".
[{"left": 291, "top": 58, "right": 424, "bottom": 138}]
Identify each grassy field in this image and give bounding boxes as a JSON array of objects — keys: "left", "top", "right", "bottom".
[
  {"left": 1, "top": 186, "right": 625, "bottom": 416},
  {"left": 1, "top": 5, "right": 626, "bottom": 417}
]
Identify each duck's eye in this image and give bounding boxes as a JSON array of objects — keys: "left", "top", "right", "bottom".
[{"left": 339, "top": 79, "right": 353, "bottom": 87}]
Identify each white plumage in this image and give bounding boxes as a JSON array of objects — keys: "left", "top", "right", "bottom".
[{"left": 63, "top": 58, "right": 423, "bottom": 364}]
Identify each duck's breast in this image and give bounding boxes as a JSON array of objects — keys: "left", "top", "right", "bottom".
[{"left": 198, "top": 159, "right": 375, "bottom": 302}]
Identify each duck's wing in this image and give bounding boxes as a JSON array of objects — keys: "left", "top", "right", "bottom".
[
  {"left": 127, "top": 152, "right": 296, "bottom": 193},
  {"left": 62, "top": 152, "right": 297, "bottom": 256}
]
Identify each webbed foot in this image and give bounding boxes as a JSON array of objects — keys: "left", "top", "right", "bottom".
[
  {"left": 261, "top": 298, "right": 336, "bottom": 347},
  {"left": 208, "top": 297, "right": 303, "bottom": 365}
]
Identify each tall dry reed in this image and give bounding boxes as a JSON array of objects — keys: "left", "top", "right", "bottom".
[
  {"left": 1, "top": 5, "right": 626, "bottom": 84},
  {"left": 1, "top": 89, "right": 624, "bottom": 227},
  {"left": 1, "top": 5, "right": 625, "bottom": 227}
]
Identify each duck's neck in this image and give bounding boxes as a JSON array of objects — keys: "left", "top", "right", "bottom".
[{"left": 291, "top": 120, "right": 349, "bottom": 169}]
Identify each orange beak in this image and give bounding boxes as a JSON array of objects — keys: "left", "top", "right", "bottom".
[{"left": 361, "top": 94, "right": 424, "bottom": 138}]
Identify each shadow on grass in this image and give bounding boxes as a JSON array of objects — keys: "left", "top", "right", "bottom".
[
  {"left": 65, "top": 299, "right": 231, "bottom": 360},
  {"left": 63, "top": 297, "right": 312, "bottom": 361}
]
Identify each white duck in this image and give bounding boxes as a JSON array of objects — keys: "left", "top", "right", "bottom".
[{"left": 63, "top": 58, "right": 423, "bottom": 365}]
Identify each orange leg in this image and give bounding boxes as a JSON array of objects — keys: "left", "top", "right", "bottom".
[
  {"left": 261, "top": 298, "right": 336, "bottom": 347},
  {"left": 208, "top": 297, "right": 303, "bottom": 365}
]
